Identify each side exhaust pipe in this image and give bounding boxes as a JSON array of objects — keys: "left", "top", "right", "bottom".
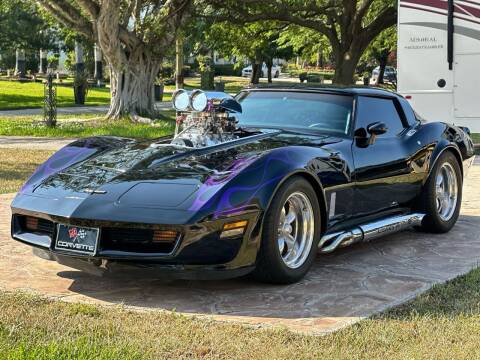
[{"left": 319, "top": 213, "right": 425, "bottom": 254}]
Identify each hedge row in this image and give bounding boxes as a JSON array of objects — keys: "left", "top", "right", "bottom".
[
  {"left": 288, "top": 69, "right": 335, "bottom": 81},
  {"left": 214, "top": 64, "right": 243, "bottom": 76},
  {"left": 159, "top": 64, "right": 243, "bottom": 79}
]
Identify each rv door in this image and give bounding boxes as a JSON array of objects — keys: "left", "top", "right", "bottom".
[{"left": 454, "top": 53, "right": 480, "bottom": 118}]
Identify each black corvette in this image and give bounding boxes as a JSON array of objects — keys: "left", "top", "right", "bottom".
[{"left": 11, "top": 87, "right": 475, "bottom": 283}]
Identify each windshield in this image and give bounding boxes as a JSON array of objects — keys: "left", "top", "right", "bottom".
[{"left": 235, "top": 91, "right": 353, "bottom": 135}]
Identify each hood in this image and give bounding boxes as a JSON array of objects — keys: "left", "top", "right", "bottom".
[{"left": 13, "top": 131, "right": 342, "bottom": 223}]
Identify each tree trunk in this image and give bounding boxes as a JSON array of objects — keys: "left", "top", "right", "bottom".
[
  {"left": 316, "top": 51, "right": 323, "bottom": 69},
  {"left": 250, "top": 61, "right": 262, "bottom": 85},
  {"left": 376, "top": 52, "right": 389, "bottom": 85},
  {"left": 332, "top": 46, "right": 364, "bottom": 85},
  {"left": 15, "top": 49, "right": 26, "bottom": 78},
  {"left": 39, "top": 49, "right": 48, "bottom": 74},
  {"left": 94, "top": 44, "right": 103, "bottom": 81},
  {"left": 175, "top": 35, "right": 184, "bottom": 89},
  {"left": 74, "top": 41, "right": 85, "bottom": 74},
  {"left": 107, "top": 51, "right": 160, "bottom": 119},
  {"left": 266, "top": 59, "right": 273, "bottom": 83}
]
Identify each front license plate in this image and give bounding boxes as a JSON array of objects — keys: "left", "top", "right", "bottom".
[{"left": 55, "top": 224, "right": 99, "bottom": 255}]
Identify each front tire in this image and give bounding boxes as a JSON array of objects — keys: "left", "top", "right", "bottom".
[
  {"left": 419, "top": 151, "right": 462, "bottom": 233},
  {"left": 253, "top": 177, "right": 321, "bottom": 284}
]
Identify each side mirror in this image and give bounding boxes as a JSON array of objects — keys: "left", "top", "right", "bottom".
[
  {"left": 354, "top": 122, "right": 388, "bottom": 147},
  {"left": 367, "top": 122, "right": 388, "bottom": 136}
]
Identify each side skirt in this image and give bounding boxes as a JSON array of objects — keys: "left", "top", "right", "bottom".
[{"left": 319, "top": 213, "right": 425, "bottom": 254}]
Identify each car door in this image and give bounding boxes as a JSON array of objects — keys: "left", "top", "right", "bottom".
[{"left": 351, "top": 95, "right": 421, "bottom": 218}]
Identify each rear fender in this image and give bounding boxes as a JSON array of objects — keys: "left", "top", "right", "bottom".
[{"left": 429, "top": 141, "right": 463, "bottom": 179}]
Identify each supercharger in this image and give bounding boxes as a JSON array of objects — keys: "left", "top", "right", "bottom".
[{"left": 171, "top": 90, "right": 242, "bottom": 148}]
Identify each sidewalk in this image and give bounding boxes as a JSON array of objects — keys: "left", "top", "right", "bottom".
[
  {"left": 0, "top": 136, "right": 74, "bottom": 150},
  {"left": 0, "top": 101, "right": 172, "bottom": 117}
]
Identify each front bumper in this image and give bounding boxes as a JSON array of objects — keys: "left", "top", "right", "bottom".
[
  {"left": 32, "top": 248, "right": 256, "bottom": 280},
  {"left": 11, "top": 209, "right": 263, "bottom": 279}
]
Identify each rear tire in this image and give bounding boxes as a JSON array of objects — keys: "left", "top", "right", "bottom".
[
  {"left": 252, "top": 177, "right": 321, "bottom": 284},
  {"left": 419, "top": 151, "right": 462, "bottom": 233}
]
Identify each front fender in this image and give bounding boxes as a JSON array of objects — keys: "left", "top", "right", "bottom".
[
  {"left": 190, "top": 146, "right": 330, "bottom": 223},
  {"left": 17, "top": 136, "right": 132, "bottom": 195}
]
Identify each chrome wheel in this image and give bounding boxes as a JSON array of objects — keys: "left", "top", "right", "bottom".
[
  {"left": 435, "top": 162, "right": 458, "bottom": 221},
  {"left": 277, "top": 191, "right": 315, "bottom": 269}
]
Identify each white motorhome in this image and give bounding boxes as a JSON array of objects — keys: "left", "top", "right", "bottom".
[{"left": 398, "top": 0, "right": 480, "bottom": 132}]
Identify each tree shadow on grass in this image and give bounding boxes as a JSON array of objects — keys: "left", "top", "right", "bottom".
[
  {"left": 0, "top": 94, "right": 46, "bottom": 109},
  {"left": 0, "top": 92, "right": 110, "bottom": 110}
]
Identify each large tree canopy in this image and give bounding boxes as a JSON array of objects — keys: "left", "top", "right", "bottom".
[
  {"left": 277, "top": 25, "right": 332, "bottom": 67},
  {"left": 0, "top": 0, "right": 55, "bottom": 53},
  {"left": 35, "top": 0, "right": 192, "bottom": 119},
  {"left": 205, "top": 21, "right": 292, "bottom": 84},
  {"left": 205, "top": 0, "right": 397, "bottom": 84}
]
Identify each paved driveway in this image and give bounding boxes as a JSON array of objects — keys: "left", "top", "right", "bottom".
[{"left": 0, "top": 162, "right": 478, "bottom": 335}]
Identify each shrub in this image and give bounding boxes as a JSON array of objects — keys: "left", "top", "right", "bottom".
[
  {"left": 47, "top": 55, "right": 60, "bottom": 71},
  {"left": 290, "top": 69, "right": 335, "bottom": 81},
  {"left": 214, "top": 64, "right": 242, "bottom": 76},
  {"left": 160, "top": 64, "right": 193, "bottom": 80}
]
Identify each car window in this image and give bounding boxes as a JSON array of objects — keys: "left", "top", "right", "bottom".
[
  {"left": 355, "top": 96, "right": 405, "bottom": 137},
  {"left": 235, "top": 91, "right": 354, "bottom": 135}
]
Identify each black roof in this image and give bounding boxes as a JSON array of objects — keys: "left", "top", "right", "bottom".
[{"left": 243, "top": 84, "right": 401, "bottom": 98}]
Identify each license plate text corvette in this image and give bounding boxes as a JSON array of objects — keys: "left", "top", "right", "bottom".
[{"left": 55, "top": 224, "right": 99, "bottom": 255}]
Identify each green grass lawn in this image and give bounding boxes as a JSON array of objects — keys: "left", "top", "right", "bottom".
[
  {"left": 0, "top": 76, "right": 252, "bottom": 111},
  {"left": 0, "top": 80, "right": 111, "bottom": 110},
  {"left": 0, "top": 148, "right": 54, "bottom": 193},
  {"left": 471, "top": 133, "right": 479, "bottom": 144},
  {"left": 0, "top": 268, "right": 479, "bottom": 359},
  {"left": 0, "top": 75, "right": 293, "bottom": 112},
  {"left": 0, "top": 112, "right": 176, "bottom": 138}
]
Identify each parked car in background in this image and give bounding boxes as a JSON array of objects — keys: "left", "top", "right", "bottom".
[
  {"left": 371, "top": 66, "right": 397, "bottom": 83},
  {"left": 242, "top": 64, "right": 281, "bottom": 78}
]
